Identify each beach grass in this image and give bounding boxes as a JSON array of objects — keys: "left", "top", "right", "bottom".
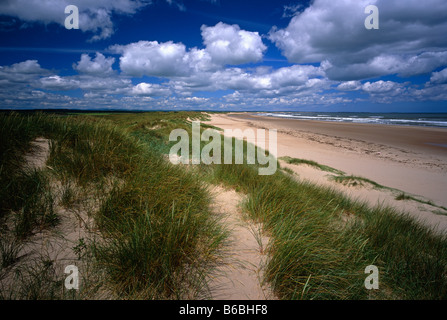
[
  {"left": 329, "top": 174, "right": 389, "bottom": 190},
  {"left": 395, "top": 193, "right": 412, "bottom": 201},
  {"left": 279, "top": 156, "right": 345, "bottom": 175},
  {"left": 0, "top": 111, "right": 227, "bottom": 299},
  {"left": 394, "top": 192, "right": 447, "bottom": 214}
]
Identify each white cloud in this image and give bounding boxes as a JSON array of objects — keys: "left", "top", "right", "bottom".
[
  {"left": 39, "top": 75, "right": 80, "bottom": 91},
  {"left": 362, "top": 80, "right": 402, "bottom": 94},
  {"left": 78, "top": 76, "right": 131, "bottom": 93},
  {"left": 37, "top": 72, "right": 132, "bottom": 94},
  {"left": 337, "top": 81, "right": 362, "bottom": 91},
  {"left": 111, "top": 41, "right": 192, "bottom": 77},
  {"left": 0, "top": 0, "right": 150, "bottom": 41},
  {"left": 201, "top": 22, "right": 267, "bottom": 65},
  {"left": 430, "top": 67, "right": 447, "bottom": 84},
  {"left": 399, "top": 52, "right": 447, "bottom": 77},
  {"left": 0, "top": 60, "right": 50, "bottom": 87},
  {"left": 73, "top": 52, "right": 115, "bottom": 75},
  {"left": 131, "top": 82, "right": 171, "bottom": 96},
  {"left": 324, "top": 52, "right": 447, "bottom": 80},
  {"left": 4, "top": 60, "right": 47, "bottom": 74},
  {"left": 410, "top": 84, "right": 447, "bottom": 101},
  {"left": 269, "top": 0, "right": 447, "bottom": 80},
  {"left": 185, "top": 47, "right": 218, "bottom": 73},
  {"left": 183, "top": 96, "right": 209, "bottom": 103},
  {"left": 163, "top": 63, "right": 328, "bottom": 99},
  {"left": 110, "top": 22, "right": 266, "bottom": 78},
  {"left": 269, "top": 65, "right": 325, "bottom": 88}
]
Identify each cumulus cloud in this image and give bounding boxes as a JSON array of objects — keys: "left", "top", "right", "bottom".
[
  {"left": 1, "top": 57, "right": 329, "bottom": 109},
  {"left": 183, "top": 96, "right": 209, "bottom": 103},
  {"left": 0, "top": 58, "right": 130, "bottom": 95},
  {"left": 39, "top": 75, "right": 80, "bottom": 91},
  {"left": 399, "top": 52, "right": 447, "bottom": 77},
  {"left": 2, "top": 60, "right": 47, "bottom": 74},
  {"left": 269, "top": 0, "right": 447, "bottom": 80},
  {"left": 110, "top": 22, "right": 267, "bottom": 78},
  {"left": 77, "top": 76, "right": 131, "bottom": 93},
  {"left": 0, "top": 60, "right": 50, "bottom": 87},
  {"left": 164, "top": 63, "right": 327, "bottom": 98},
  {"left": 0, "top": 0, "right": 150, "bottom": 41},
  {"left": 73, "top": 52, "right": 115, "bottom": 75},
  {"left": 323, "top": 52, "right": 447, "bottom": 81},
  {"left": 131, "top": 82, "right": 171, "bottom": 96},
  {"left": 360, "top": 81, "right": 407, "bottom": 103},
  {"left": 269, "top": 65, "right": 325, "bottom": 88},
  {"left": 410, "top": 84, "right": 447, "bottom": 101},
  {"left": 430, "top": 67, "right": 447, "bottom": 84},
  {"left": 362, "top": 80, "right": 399, "bottom": 93},
  {"left": 337, "top": 81, "right": 362, "bottom": 91},
  {"left": 201, "top": 22, "right": 267, "bottom": 65},
  {"left": 222, "top": 90, "right": 351, "bottom": 109},
  {"left": 111, "top": 41, "right": 193, "bottom": 77}
]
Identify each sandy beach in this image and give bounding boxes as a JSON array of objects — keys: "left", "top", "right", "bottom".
[{"left": 207, "top": 113, "right": 447, "bottom": 234}]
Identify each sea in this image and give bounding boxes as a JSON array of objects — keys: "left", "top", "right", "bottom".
[{"left": 256, "top": 112, "right": 447, "bottom": 128}]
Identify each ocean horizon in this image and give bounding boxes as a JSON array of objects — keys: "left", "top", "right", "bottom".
[{"left": 255, "top": 112, "right": 447, "bottom": 128}]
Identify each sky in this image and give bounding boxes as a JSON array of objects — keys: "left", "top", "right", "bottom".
[{"left": 0, "top": 0, "right": 447, "bottom": 112}]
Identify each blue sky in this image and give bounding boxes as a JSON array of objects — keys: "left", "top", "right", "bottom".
[{"left": 0, "top": 0, "right": 446, "bottom": 112}]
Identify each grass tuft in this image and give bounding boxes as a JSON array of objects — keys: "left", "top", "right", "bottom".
[{"left": 280, "top": 156, "right": 345, "bottom": 175}]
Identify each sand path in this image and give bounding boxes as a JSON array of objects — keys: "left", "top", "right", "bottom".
[
  {"left": 207, "top": 186, "right": 275, "bottom": 300},
  {"left": 24, "top": 137, "right": 50, "bottom": 170}
]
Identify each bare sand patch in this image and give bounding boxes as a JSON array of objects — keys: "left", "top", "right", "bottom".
[
  {"left": 1, "top": 137, "right": 102, "bottom": 298},
  {"left": 24, "top": 137, "right": 50, "bottom": 170},
  {"left": 207, "top": 185, "right": 275, "bottom": 300}
]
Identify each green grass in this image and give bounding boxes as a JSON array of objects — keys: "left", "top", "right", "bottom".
[
  {"left": 93, "top": 152, "right": 227, "bottom": 298},
  {"left": 395, "top": 193, "right": 412, "bottom": 201},
  {"left": 329, "top": 175, "right": 389, "bottom": 190},
  {"left": 280, "top": 167, "right": 295, "bottom": 175},
  {"left": 280, "top": 156, "right": 345, "bottom": 175},
  {"left": 395, "top": 192, "right": 447, "bottom": 214},
  {"left": 0, "top": 236, "right": 23, "bottom": 269},
  {"left": 0, "top": 112, "right": 58, "bottom": 238},
  {"left": 332, "top": 175, "right": 447, "bottom": 213}
]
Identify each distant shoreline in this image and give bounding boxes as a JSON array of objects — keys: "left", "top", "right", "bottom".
[{"left": 231, "top": 111, "right": 447, "bottom": 128}]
